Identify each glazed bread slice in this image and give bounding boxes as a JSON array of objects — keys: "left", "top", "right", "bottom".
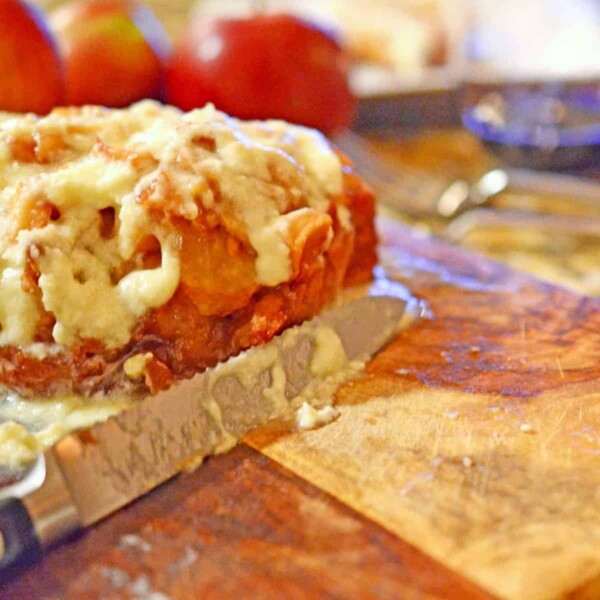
[{"left": 0, "top": 101, "right": 376, "bottom": 397}]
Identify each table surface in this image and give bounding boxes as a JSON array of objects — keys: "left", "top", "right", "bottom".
[
  {"left": 9, "top": 4, "right": 600, "bottom": 598},
  {"left": 3, "top": 217, "right": 600, "bottom": 600}
]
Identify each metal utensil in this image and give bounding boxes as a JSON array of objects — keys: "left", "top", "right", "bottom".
[
  {"left": 445, "top": 208, "right": 600, "bottom": 242},
  {"left": 338, "top": 132, "right": 476, "bottom": 218},
  {"left": 338, "top": 132, "right": 600, "bottom": 219},
  {"left": 502, "top": 168, "right": 600, "bottom": 204},
  {"left": 0, "top": 294, "right": 408, "bottom": 576}
]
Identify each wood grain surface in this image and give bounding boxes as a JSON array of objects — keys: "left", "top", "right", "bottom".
[
  {"left": 1, "top": 445, "right": 491, "bottom": 600},
  {"left": 248, "top": 218, "right": 600, "bottom": 600},
  {"left": 2, "top": 217, "right": 599, "bottom": 600},
  {"left": 13, "top": 2, "right": 600, "bottom": 598}
]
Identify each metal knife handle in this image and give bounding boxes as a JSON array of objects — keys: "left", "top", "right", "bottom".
[
  {"left": 0, "top": 497, "right": 42, "bottom": 576},
  {"left": 0, "top": 450, "right": 80, "bottom": 579}
]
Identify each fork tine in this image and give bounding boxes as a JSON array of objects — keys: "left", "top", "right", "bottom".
[{"left": 338, "top": 132, "right": 463, "bottom": 217}]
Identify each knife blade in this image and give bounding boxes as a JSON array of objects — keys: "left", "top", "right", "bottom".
[{"left": 0, "top": 294, "right": 409, "bottom": 575}]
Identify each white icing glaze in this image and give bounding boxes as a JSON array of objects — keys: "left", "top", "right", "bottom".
[
  {"left": 123, "top": 353, "right": 153, "bottom": 380},
  {"left": 0, "top": 101, "right": 344, "bottom": 348},
  {"left": 0, "top": 321, "right": 363, "bottom": 468},
  {"left": 310, "top": 325, "right": 348, "bottom": 377}
]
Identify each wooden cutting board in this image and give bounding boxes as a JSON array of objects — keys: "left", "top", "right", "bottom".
[{"left": 3, "top": 217, "right": 600, "bottom": 600}]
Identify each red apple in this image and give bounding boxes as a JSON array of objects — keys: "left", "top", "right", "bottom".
[
  {"left": 51, "top": 0, "right": 170, "bottom": 107},
  {"left": 166, "top": 14, "right": 356, "bottom": 135},
  {"left": 0, "top": 0, "right": 63, "bottom": 114}
]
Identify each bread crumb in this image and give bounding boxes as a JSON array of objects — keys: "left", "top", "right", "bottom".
[{"left": 297, "top": 402, "right": 339, "bottom": 430}]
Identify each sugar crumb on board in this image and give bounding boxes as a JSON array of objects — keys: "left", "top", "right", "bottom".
[{"left": 296, "top": 402, "right": 340, "bottom": 430}]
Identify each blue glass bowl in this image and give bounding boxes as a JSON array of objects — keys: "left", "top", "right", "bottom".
[{"left": 462, "top": 87, "right": 600, "bottom": 170}]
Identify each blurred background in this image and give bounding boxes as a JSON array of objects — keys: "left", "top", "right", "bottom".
[
  {"left": 35, "top": 0, "right": 600, "bottom": 86},
  {"left": 15, "top": 1, "right": 600, "bottom": 295}
]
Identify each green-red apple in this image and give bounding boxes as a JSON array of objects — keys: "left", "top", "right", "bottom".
[
  {"left": 0, "top": 0, "right": 63, "bottom": 114},
  {"left": 52, "top": 0, "right": 170, "bottom": 107}
]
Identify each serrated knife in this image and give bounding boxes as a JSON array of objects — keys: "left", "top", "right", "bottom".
[{"left": 0, "top": 294, "right": 409, "bottom": 576}]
